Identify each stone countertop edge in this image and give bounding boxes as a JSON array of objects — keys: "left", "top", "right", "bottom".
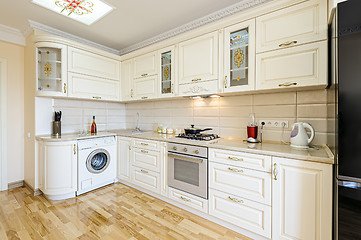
[{"left": 36, "top": 130, "right": 334, "bottom": 165}]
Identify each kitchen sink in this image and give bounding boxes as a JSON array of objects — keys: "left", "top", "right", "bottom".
[{"left": 120, "top": 130, "right": 151, "bottom": 135}]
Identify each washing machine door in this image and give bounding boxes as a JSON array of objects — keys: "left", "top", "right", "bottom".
[{"left": 86, "top": 149, "right": 111, "bottom": 174}]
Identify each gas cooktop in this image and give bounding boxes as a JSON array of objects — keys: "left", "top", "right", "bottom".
[{"left": 176, "top": 133, "right": 220, "bottom": 141}]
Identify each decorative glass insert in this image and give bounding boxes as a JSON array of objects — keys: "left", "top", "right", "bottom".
[
  {"left": 230, "top": 28, "right": 249, "bottom": 87},
  {"left": 161, "top": 51, "right": 172, "bottom": 94},
  {"left": 31, "top": 0, "right": 114, "bottom": 25},
  {"left": 38, "top": 47, "right": 62, "bottom": 92}
]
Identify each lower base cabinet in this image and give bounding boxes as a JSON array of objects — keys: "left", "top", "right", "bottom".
[
  {"left": 117, "top": 137, "right": 131, "bottom": 182},
  {"left": 168, "top": 187, "right": 208, "bottom": 213},
  {"left": 131, "top": 166, "right": 160, "bottom": 194}
]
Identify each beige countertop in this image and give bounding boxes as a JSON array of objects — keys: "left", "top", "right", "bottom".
[{"left": 36, "top": 129, "right": 334, "bottom": 164}]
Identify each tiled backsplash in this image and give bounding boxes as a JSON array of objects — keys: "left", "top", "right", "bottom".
[{"left": 126, "top": 89, "right": 335, "bottom": 146}]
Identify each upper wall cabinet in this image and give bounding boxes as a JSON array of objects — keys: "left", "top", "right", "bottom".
[
  {"left": 133, "top": 75, "right": 158, "bottom": 100},
  {"left": 36, "top": 42, "right": 67, "bottom": 97},
  {"left": 256, "top": 0, "right": 327, "bottom": 53},
  {"left": 68, "top": 47, "right": 120, "bottom": 80},
  {"left": 158, "top": 46, "right": 177, "bottom": 98},
  {"left": 133, "top": 51, "right": 158, "bottom": 78},
  {"left": 121, "top": 59, "right": 134, "bottom": 101},
  {"left": 178, "top": 31, "right": 219, "bottom": 84},
  {"left": 223, "top": 19, "right": 255, "bottom": 93}
]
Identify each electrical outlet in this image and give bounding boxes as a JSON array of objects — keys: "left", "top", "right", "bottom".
[{"left": 259, "top": 120, "right": 289, "bottom": 129}]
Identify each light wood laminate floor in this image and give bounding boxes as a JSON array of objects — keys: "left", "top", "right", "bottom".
[{"left": 0, "top": 183, "right": 251, "bottom": 240}]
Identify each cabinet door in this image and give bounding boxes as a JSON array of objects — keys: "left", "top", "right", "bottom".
[
  {"left": 178, "top": 31, "right": 219, "bottom": 84},
  {"left": 223, "top": 19, "right": 255, "bottom": 92},
  {"left": 168, "top": 187, "right": 208, "bottom": 213},
  {"left": 121, "top": 59, "right": 134, "bottom": 101},
  {"left": 131, "top": 166, "right": 160, "bottom": 194},
  {"left": 40, "top": 141, "right": 77, "bottom": 196},
  {"left": 160, "top": 142, "right": 168, "bottom": 196},
  {"left": 68, "top": 72, "right": 120, "bottom": 101},
  {"left": 36, "top": 42, "right": 67, "bottom": 97},
  {"left": 131, "top": 148, "right": 161, "bottom": 173},
  {"left": 117, "top": 137, "right": 131, "bottom": 182},
  {"left": 68, "top": 47, "right": 120, "bottom": 80},
  {"left": 133, "top": 51, "right": 157, "bottom": 78},
  {"left": 272, "top": 157, "right": 332, "bottom": 240},
  {"left": 133, "top": 75, "right": 157, "bottom": 100},
  {"left": 256, "top": 0, "right": 327, "bottom": 53},
  {"left": 158, "top": 46, "right": 177, "bottom": 97},
  {"left": 178, "top": 80, "right": 218, "bottom": 97},
  {"left": 256, "top": 41, "right": 327, "bottom": 90}
]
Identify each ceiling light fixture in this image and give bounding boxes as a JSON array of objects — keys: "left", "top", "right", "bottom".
[{"left": 31, "top": 0, "right": 114, "bottom": 25}]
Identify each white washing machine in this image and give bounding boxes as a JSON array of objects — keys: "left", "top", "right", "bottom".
[{"left": 77, "top": 136, "right": 117, "bottom": 195}]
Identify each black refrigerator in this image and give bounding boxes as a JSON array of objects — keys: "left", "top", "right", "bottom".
[{"left": 332, "top": 0, "right": 361, "bottom": 239}]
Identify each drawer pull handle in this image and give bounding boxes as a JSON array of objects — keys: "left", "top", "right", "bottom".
[
  {"left": 140, "top": 169, "right": 148, "bottom": 174},
  {"left": 180, "top": 196, "right": 191, "bottom": 202},
  {"left": 141, "top": 73, "right": 148, "bottom": 77},
  {"left": 192, "top": 78, "right": 201, "bottom": 82},
  {"left": 273, "top": 163, "right": 278, "bottom": 180},
  {"left": 141, "top": 96, "right": 148, "bottom": 99},
  {"left": 279, "top": 40, "right": 297, "bottom": 47},
  {"left": 228, "top": 167, "right": 243, "bottom": 173},
  {"left": 73, "top": 144, "right": 76, "bottom": 155},
  {"left": 140, "top": 143, "right": 149, "bottom": 146},
  {"left": 63, "top": 83, "right": 67, "bottom": 93},
  {"left": 278, "top": 82, "right": 297, "bottom": 87},
  {"left": 228, "top": 196, "right": 244, "bottom": 203},
  {"left": 224, "top": 76, "right": 228, "bottom": 88},
  {"left": 141, "top": 150, "right": 148, "bottom": 154},
  {"left": 92, "top": 96, "right": 102, "bottom": 99},
  {"left": 228, "top": 156, "right": 243, "bottom": 161}
]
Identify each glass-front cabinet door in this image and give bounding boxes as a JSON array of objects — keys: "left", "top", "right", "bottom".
[
  {"left": 223, "top": 19, "right": 255, "bottom": 92},
  {"left": 36, "top": 42, "right": 67, "bottom": 97},
  {"left": 158, "top": 46, "right": 176, "bottom": 97}
]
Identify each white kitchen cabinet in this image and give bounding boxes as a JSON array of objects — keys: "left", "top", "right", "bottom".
[
  {"left": 131, "top": 148, "right": 161, "bottom": 173},
  {"left": 68, "top": 72, "right": 120, "bottom": 101},
  {"left": 121, "top": 59, "right": 134, "bottom": 101},
  {"left": 38, "top": 140, "right": 77, "bottom": 200},
  {"left": 158, "top": 46, "right": 177, "bottom": 97},
  {"left": 168, "top": 187, "right": 208, "bottom": 213},
  {"left": 133, "top": 75, "right": 157, "bottom": 100},
  {"left": 256, "top": 41, "right": 327, "bottom": 90},
  {"left": 131, "top": 166, "right": 160, "bottom": 194},
  {"left": 223, "top": 19, "right": 256, "bottom": 92},
  {"left": 36, "top": 42, "right": 68, "bottom": 97},
  {"left": 209, "top": 188, "right": 271, "bottom": 238},
  {"left": 178, "top": 80, "right": 218, "bottom": 97},
  {"left": 160, "top": 142, "right": 168, "bottom": 196},
  {"left": 272, "top": 157, "right": 332, "bottom": 240},
  {"left": 178, "top": 31, "right": 219, "bottom": 84},
  {"left": 256, "top": 0, "right": 327, "bottom": 53},
  {"left": 133, "top": 51, "right": 158, "bottom": 78},
  {"left": 117, "top": 137, "right": 131, "bottom": 182},
  {"left": 68, "top": 46, "right": 120, "bottom": 80}
]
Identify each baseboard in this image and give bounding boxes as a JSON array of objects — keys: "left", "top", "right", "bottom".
[
  {"left": 23, "top": 181, "right": 42, "bottom": 196},
  {"left": 8, "top": 180, "right": 24, "bottom": 190}
]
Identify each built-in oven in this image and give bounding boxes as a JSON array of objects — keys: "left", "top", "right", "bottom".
[{"left": 168, "top": 142, "right": 208, "bottom": 199}]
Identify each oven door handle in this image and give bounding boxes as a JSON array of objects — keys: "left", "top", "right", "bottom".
[{"left": 168, "top": 153, "right": 204, "bottom": 163}]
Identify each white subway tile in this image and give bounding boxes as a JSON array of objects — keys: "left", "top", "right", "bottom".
[{"left": 254, "top": 92, "right": 296, "bottom": 106}]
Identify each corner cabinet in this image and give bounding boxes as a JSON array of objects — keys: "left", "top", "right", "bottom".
[
  {"left": 36, "top": 42, "right": 68, "bottom": 97},
  {"left": 272, "top": 157, "right": 332, "bottom": 240},
  {"left": 158, "top": 46, "right": 177, "bottom": 98},
  {"left": 223, "top": 19, "right": 256, "bottom": 92},
  {"left": 38, "top": 140, "right": 77, "bottom": 200}
]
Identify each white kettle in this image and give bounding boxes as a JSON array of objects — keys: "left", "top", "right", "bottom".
[{"left": 290, "top": 122, "right": 315, "bottom": 149}]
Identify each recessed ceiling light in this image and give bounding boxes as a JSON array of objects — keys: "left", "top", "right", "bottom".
[{"left": 31, "top": 0, "right": 114, "bottom": 25}]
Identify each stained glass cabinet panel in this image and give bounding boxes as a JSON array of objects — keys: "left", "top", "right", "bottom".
[{"left": 158, "top": 46, "right": 176, "bottom": 97}]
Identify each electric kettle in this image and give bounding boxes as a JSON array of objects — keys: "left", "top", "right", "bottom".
[{"left": 290, "top": 122, "right": 315, "bottom": 149}]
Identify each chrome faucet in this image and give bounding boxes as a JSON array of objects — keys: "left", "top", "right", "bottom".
[{"left": 136, "top": 112, "right": 141, "bottom": 131}]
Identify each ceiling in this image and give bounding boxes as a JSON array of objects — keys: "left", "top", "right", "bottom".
[{"left": 0, "top": 0, "right": 251, "bottom": 52}]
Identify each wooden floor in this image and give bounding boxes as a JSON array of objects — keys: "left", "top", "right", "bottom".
[{"left": 0, "top": 183, "right": 251, "bottom": 240}]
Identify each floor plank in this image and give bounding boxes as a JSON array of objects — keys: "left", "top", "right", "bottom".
[{"left": 0, "top": 183, "right": 252, "bottom": 240}]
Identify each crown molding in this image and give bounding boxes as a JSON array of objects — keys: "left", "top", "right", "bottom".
[
  {"left": 0, "top": 24, "right": 25, "bottom": 46},
  {"left": 119, "top": 0, "right": 271, "bottom": 55},
  {"left": 25, "top": 20, "right": 120, "bottom": 55}
]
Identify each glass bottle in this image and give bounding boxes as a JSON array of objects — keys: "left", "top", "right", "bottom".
[{"left": 91, "top": 116, "right": 97, "bottom": 134}]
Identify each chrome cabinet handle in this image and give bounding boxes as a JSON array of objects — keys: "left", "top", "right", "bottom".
[
  {"left": 228, "top": 167, "right": 243, "bottom": 173},
  {"left": 278, "top": 82, "right": 297, "bottom": 87},
  {"left": 63, "top": 83, "right": 67, "bottom": 93},
  {"left": 279, "top": 40, "right": 297, "bottom": 47},
  {"left": 228, "top": 196, "right": 244, "bottom": 203},
  {"left": 140, "top": 169, "right": 148, "bottom": 174},
  {"left": 192, "top": 78, "right": 201, "bottom": 82},
  {"left": 273, "top": 163, "right": 278, "bottom": 180},
  {"left": 141, "top": 73, "right": 148, "bottom": 77},
  {"left": 141, "top": 96, "right": 148, "bottom": 99},
  {"left": 73, "top": 144, "right": 76, "bottom": 155},
  {"left": 92, "top": 96, "right": 101, "bottom": 99},
  {"left": 141, "top": 150, "right": 148, "bottom": 154},
  {"left": 224, "top": 76, "right": 228, "bottom": 88},
  {"left": 180, "top": 196, "right": 191, "bottom": 202},
  {"left": 228, "top": 156, "right": 243, "bottom": 161}
]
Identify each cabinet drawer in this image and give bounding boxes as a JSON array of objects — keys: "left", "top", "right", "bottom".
[
  {"left": 209, "top": 189, "right": 271, "bottom": 238},
  {"left": 68, "top": 72, "right": 120, "bottom": 101},
  {"left": 256, "top": 0, "right": 327, "bottom": 53},
  {"left": 168, "top": 188, "right": 208, "bottom": 213},
  {"left": 256, "top": 41, "right": 327, "bottom": 90},
  {"left": 209, "top": 148, "right": 271, "bottom": 172},
  {"left": 133, "top": 51, "right": 157, "bottom": 78},
  {"left": 132, "top": 148, "right": 160, "bottom": 173},
  {"left": 132, "top": 139, "right": 159, "bottom": 151},
  {"left": 133, "top": 75, "right": 157, "bottom": 100},
  {"left": 68, "top": 47, "right": 120, "bottom": 80},
  {"left": 131, "top": 166, "right": 160, "bottom": 194},
  {"left": 209, "top": 162, "right": 271, "bottom": 205},
  {"left": 179, "top": 80, "right": 218, "bottom": 97}
]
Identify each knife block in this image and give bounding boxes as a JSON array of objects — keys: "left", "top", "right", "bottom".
[{"left": 52, "top": 121, "right": 61, "bottom": 136}]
